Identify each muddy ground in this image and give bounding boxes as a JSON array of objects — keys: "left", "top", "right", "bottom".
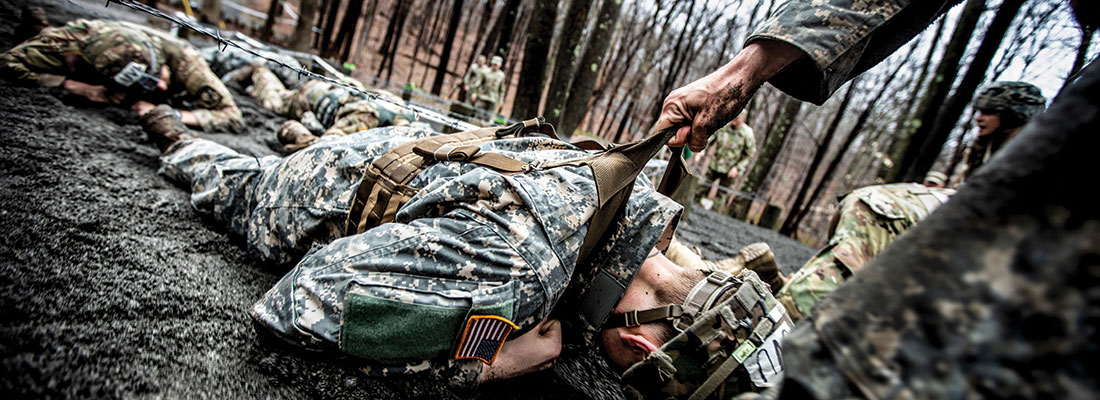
[{"left": 0, "top": 0, "right": 813, "bottom": 398}]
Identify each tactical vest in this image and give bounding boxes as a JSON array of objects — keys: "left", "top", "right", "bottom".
[
  {"left": 622, "top": 270, "right": 794, "bottom": 400},
  {"left": 342, "top": 118, "right": 688, "bottom": 343}
]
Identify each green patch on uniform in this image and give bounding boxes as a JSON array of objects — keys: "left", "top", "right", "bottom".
[{"left": 340, "top": 290, "right": 514, "bottom": 363}]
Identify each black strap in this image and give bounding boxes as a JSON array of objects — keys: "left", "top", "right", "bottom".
[{"left": 603, "top": 304, "right": 684, "bottom": 329}]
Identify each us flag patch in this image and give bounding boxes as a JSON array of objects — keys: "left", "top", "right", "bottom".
[{"left": 454, "top": 315, "right": 518, "bottom": 365}]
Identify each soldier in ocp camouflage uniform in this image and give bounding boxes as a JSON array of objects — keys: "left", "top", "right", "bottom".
[
  {"left": 238, "top": 63, "right": 415, "bottom": 152},
  {"left": 774, "top": 183, "right": 953, "bottom": 321},
  {"left": 964, "top": 81, "right": 1046, "bottom": 179},
  {"left": 142, "top": 109, "right": 686, "bottom": 387},
  {"left": 462, "top": 54, "right": 487, "bottom": 103},
  {"left": 0, "top": 19, "right": 242, "bottom": 132},
  {"left": 700, "top": 110, "right": 755, "bottom": 210}
]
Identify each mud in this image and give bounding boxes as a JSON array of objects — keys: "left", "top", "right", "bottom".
[{"left": 0, "top": 0, "right": 813, "bottom": 398}]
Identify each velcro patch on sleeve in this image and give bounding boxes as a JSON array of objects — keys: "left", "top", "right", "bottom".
[{"left": 454, "top": 315, "right": 518, "bottom": 365}]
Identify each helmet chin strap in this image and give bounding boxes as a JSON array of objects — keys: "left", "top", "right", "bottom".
[{"left": 602, "top": 270, "right": 741, "bottom": 331}]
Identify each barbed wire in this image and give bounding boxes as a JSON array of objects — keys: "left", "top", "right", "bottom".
[{"left": 103, "top": 0, "right": 477, "bottom": 131}]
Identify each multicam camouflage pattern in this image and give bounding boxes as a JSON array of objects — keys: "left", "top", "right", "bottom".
[
  {"left": 473, "top": 67, "right": 505, "bottom": 106},
  {"left": 776, "top": 183, "right": 953, "bottom": 320},
  {"left": 159, "top": 125, "right": 681, "bottom": 387},
  {"left": 747, "top": 0, "right": 959, "bottom": 104},
  {"left": 707, "top": 123, "right": 755, "bottom": 176},
  {"left": 973, "top": 81, "right": 1047, "bottom": 123},
  {"left": 0, "top": 19, "right": 242, "bottom": 132},
  {"left": 463, "top": 60, "right": 486, "bottom": 93},
  {"left": 622, "top": 270, "right": 795, "bottom": 399},
  {"left": 249, "top": 66, "right": 413, "bottom": 137}
]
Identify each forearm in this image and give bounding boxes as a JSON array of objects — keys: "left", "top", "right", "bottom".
[{"left": 189, "top": 105, "right": 243, "bottom": 132}]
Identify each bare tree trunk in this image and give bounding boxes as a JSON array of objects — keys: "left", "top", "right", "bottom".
[
  {"left": 543, "top": 0, "right": 594, "bottom": 127},
  {"left": 351, "top": 0, "right": 379, "bottom": 67},
  {"left": 785, "top": 45, "right": 915, "bottom": 234},
  {"left": 259, "top": 0, "right": 283, "bottom": 42},
  {"left": 881, "top": 17, "right": 946, "bottom": 177},
  {"left": 289, "top": 0, "right": 321, "bottom": 51},
  {"left": 431, "top": 0, "right": 466, "bottom": 95},
  {"left": 486, "top": 0, "right": 522, "bottom": 58},
  {"left": 376, "top": 0, "right": 410, "bottom": 80},
  {"left": 510, "top": 0, "right": 557, "bottom": 119},
  {"left": 882, "top": 0, "right": 983, "bottom": 182},
  {"left": 740, "top": 96, "right": 803, "bottom": 200},
  {"left": 558, "top": 0, "right": 623, "bottom": 137},
  {"left": 1059, "top": 25, "right": 1096, "bottom": 97},
  {"left": 900, "top": 0, "right": 1026, "bottom": 182},
  {"left": 779, "top": 80, "right": 859, "bottom": 235},
  {"left": 326, "top": 0, "right": 365, "bottom": 59},
  {"left": 320, "top": 0, "right": 343, "bottom": 50}
]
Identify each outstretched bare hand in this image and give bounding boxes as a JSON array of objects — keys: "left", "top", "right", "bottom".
[{"left": 480, "top": 318, "right": 562, "bottom": 382}]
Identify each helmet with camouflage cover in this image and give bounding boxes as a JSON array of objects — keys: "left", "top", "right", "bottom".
[
  {"left": 82, "top": 25, "right": 164, "bottom": 91},
  {"left": 972, "top": 81, "right": 1046, "bottom": 129},
  {"left": 618, "top": 270, "right": 794, "bottom": 399}
]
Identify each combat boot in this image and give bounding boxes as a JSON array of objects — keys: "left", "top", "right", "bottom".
[
  {"left": 702, "top": 242, "right": 784, "bottom": 294},
  {"left": 15, "top": 6, "right": 49, "bottom": 42},
  {"left": 141, "top": 105, "right": 191, "bottom": 152},
  {"left": 739, "top": 242, "right": 785, "bottom": 294},
  {"left": 277, "top": 120, "right": 319, "bottom": 153}
]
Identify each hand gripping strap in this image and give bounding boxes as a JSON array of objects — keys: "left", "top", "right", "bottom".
[{"left": 559, "top": 126, "right": 691, "bottom": 339}]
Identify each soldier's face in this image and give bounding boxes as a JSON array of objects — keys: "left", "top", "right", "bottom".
[{"left": 974, "top": 110, "right": 1001, "bottom": 136}]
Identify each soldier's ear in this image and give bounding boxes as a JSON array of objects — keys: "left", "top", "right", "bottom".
[{"left": 621, "top": 333, "right": 659, "bottom": 357}]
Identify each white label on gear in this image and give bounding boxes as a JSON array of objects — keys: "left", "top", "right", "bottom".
[{"left": 744, "top": 321, "right": 791, "bottom": 388}]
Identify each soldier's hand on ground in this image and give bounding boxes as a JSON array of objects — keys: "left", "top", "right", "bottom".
[
  {"left": 63, "top": 80, "right": 117, "bottom": 104},
  {"left": 480, "top": 318, "right": 562, "bottom": 383},
  {"left": 660, "top": 40, "right": 804, "bottom": 152},
  {"left": 727, "top": 167, "right": 739, "bottom": 179}
]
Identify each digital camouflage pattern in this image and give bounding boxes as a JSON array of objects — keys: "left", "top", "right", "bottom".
[
  {"left": 777, "top": 183, "right": 953, "bottom": 320},
  {"left": 249, "top": 65, "right": 414, "bottom": 137},
  {"left": 973, "top": 81, "right": 1047, "bottom": 124},
  {"left": 748, "top": 0, "right": 960, "bottom": 104},
  {"left": 158, "top": 125, "right": 681, "bottom": 388},
  {"left": 0, "top": 19, "right": 242, "bottom": 132},
  {"left": 622, "top": 270, "right": 794, "bottom": 399}
]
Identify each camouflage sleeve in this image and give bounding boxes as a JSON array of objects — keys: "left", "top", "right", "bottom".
[
  {"left": 250, "top": 201, "right": 551, "bottom": 388},
  {"left": 164, "top": 42, "right": 243, "bottom": 132},
  {"left": 747, "top": 0, "right": 958, "bottom": 104},
  {"left": 0, "top": 37, "right": 71, "bottom": 88}
]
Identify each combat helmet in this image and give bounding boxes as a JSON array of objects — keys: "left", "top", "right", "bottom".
[
  {"left": 972, "top": 81, "right": 1046, "bottom": 129},
  {"left": 83, "top": 26, "right": 164, "bottom": 91},
  {"left": 615, "top": 270, "right": 794, "bottom": 399}
]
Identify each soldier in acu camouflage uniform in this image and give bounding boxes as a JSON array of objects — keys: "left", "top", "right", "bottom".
[
  {"left": 651, "top": 0, "right": 1100, "bottom": 399},
  {"left": 139, "top": 106, "right": 728, "bottom": 387},
  {"left": 236, "top": 62, "right": 415, "bottom": 152},
  {"left": 0, "top": 19, "right": 242, "bottom": 132},
  {"left": 700, "top": 110, "right": 755, "bottom": 211},
  {"left": 963, "top": 81, "right": 1046, "bottom": 179}
]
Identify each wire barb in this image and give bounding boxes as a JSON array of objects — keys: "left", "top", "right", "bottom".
[{"left": 105, "top": 0, "right": 472, "bottom": 131}]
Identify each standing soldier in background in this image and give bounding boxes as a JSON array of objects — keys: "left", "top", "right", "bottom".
[
  {"left": 473, "top": 55, "right": 505, "bottom": 121},
  {"left": 462, "top": 54, "right": 487, "bottom": 103},
  {"left": 0, "top": 18, "right": 243, "bottom": 132},
  {"left": 963, "top": 81, "right": 1046, "bottom": 179},
  {"left": 699, "top": 110, "right": 755, "bottom": 212}
]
